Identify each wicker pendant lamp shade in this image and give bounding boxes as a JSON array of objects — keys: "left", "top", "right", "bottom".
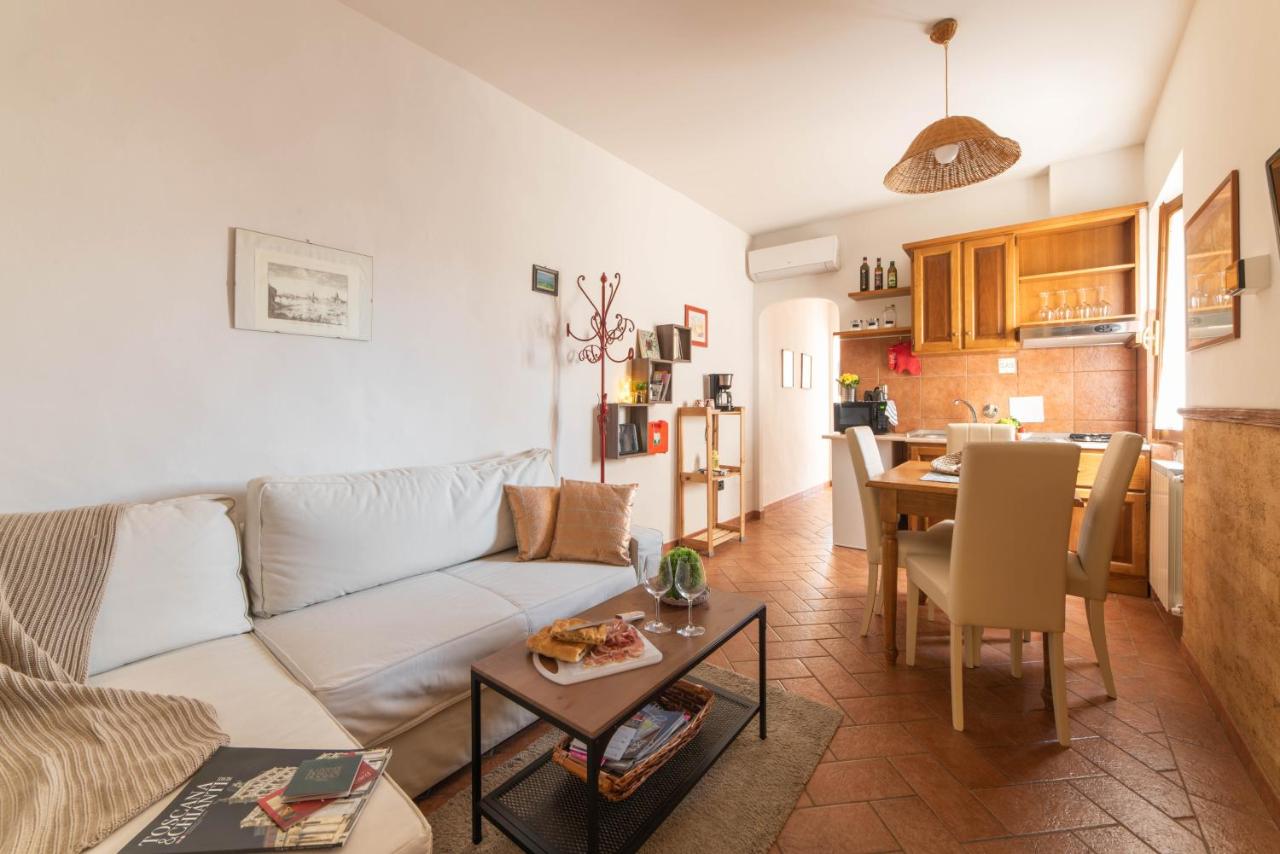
[{"left": 884, "top": 19, "right": 1020, "bottom": 194}]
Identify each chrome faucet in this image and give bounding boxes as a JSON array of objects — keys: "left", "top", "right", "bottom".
[{"left": 953, "top": 399, "right": 978, "bottom": 422}]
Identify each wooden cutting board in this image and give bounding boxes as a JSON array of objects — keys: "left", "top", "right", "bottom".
[{"left": 531, "top": 633, "right": 663, "bottom": 685}]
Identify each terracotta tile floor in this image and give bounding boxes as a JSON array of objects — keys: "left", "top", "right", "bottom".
[{"left": 420, "top": 489, "right": 1279, "bottom": 853}]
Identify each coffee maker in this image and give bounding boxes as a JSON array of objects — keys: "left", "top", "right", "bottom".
[{"left": 707, "top": 373, "right": 734, "bottom": 410}]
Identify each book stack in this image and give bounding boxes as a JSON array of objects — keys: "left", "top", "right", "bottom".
[
  {"left": 649, "top": 369, "right": 671, "bottom": 403},
  {"left": 568, "top": 703, "right": 690, "bottom": 774}
]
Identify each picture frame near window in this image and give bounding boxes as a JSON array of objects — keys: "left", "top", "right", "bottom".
[
  {"left": 684, "top": 304, "right": 708, "bottom": 347},
  {"left": 1268, "top": 147, "right": 1280, "bottom": 253},
  {"left": 1184, "top": 170, "right": 1240, "bottom": 351},
  {"left": 531, "top": 265, "right": 559, "bottom": 296},
  {"left": 781, "top": 349, "right": 795, "bottom": 388},
  {"left": 800, "top": 353, "right": 812, "bottom": 389}
]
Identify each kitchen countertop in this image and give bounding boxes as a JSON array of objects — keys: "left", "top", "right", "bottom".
[{"left": 823, "top": 431, "right": 1151, "bottom": 451}]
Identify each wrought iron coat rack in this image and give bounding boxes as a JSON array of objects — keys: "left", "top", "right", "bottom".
[{"left": 565, "top": 273, "right": 634, "bottom": 482}]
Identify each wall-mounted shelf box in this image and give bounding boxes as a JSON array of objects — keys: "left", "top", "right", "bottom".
[
  {"left": 604, "top": 403, "right": 649, "bottom": 459},
  {"left": 630, "top": 358, "right": 674, "bottom": 403},
  {"left": 656, "top": 324, "right": 693, "bottom": 362}
]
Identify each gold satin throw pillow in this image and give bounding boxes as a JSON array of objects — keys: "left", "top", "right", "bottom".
[
  {"left": 504, "top": 485, "right": 560, "bottom": 561},
  {"left": 548, "top": 479, "right": 637, "bottom": 566}
]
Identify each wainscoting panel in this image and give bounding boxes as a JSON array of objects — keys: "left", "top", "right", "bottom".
[{"left": 1182, "top": 411, "right": 1280, "bottom": 807}]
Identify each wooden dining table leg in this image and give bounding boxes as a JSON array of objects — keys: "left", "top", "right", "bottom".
[{"left": 878, "top": 491, "right": 901, "bottom": 662}]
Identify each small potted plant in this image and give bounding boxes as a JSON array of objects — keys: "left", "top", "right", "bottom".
[
  {"left": 837, "top": 372, "right": 861, "bottom": 403},
  {"left": 659, "top": 546, "right": 708, "bottom": 605}
]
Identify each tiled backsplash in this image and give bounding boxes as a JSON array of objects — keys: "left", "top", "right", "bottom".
[{"left": 839, "top": 337, "right": 1137, "bottom": 434}]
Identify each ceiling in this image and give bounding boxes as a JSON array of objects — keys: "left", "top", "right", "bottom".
[{"left": 342, "top": 0, "right": 1193, "bottom": 235}]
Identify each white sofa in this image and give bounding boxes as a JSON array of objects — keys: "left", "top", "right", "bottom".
[{"left": 79, "top": 449, "right": 661, "bottom": 852}]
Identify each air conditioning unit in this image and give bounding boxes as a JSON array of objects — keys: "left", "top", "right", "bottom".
[{"left": 747, "top": 235, "right": 841, "bottom": 282}]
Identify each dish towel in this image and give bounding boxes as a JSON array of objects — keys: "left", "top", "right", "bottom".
[{"left": 0, "top": 503, "right": 227, "bottom": 853}]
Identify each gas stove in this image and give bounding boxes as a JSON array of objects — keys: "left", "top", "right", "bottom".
[{"left": 1068, "top": 432, "right": 1113, "bottom": 443}]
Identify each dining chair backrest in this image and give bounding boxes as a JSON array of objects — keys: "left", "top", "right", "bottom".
[
  {"left": 844, "top": 426, "right": 884, "bottom": 565},
  {"left": 948, "top": 442, "right": 1080, "bottom": 633},
  {"left": 1076, "top": 432, "right": 1144, "bottom": 600},
  {"left": 946, "top": 423, "right": 1016, "bottom": 453}
]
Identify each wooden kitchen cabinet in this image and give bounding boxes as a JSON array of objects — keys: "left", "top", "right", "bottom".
[
  {"left": 909, "top": 236, "right": 1016, "bottom": 353},
  {"left": 902, "top": 204, "right": 1145, "bottom": 355},
  {"left": 911, "top": 242, "right": 961, "bottom": 353},
  {"left": 963, "top": 235, "right": 1017, "bottom": 349}
]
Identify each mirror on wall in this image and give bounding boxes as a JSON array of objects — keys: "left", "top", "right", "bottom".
[{"left": 1185, "top": 170, "right": 1240, "bottom": 350}]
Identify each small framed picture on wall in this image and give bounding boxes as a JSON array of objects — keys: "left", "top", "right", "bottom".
[
  {"left": 781, "top": 349, "right": 794, "bottom": 388},
  {"left": 684, "top": 304, "right": 708, "bottom": 347},
  {"left": 800, "top": 353, "right": 812, "bottom": 389},
  {"left": 531, "top": 265, "right": 559, "bottom": 296}
]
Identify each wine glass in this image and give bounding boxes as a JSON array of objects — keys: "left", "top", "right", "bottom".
[
  {"left": 1053, "top": 290, "right": 1070, "bottom": 320},
  {"left": 641, "top": 555, "right": 671, "bottom": 634},
  {"left": 1037, "top": 291, "right": 1052, "bottom": 321},
  {"left": 1095, "top": 285, "right": 1111, "bottom": 318},
  {"left": 675, "top": 559, "right": 706, "bottom": 638}
]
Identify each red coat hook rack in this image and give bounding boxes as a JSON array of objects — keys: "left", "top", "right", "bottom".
[{"left": 566, "top": 272, "right": 635, "bottom": 482}]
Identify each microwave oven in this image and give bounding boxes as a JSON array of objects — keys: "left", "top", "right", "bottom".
[{"left": 834, "top": 401, "right": 890, "bottom": 435}]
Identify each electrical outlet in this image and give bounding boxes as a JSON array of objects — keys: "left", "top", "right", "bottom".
[{"left": 998, "top": 357, "right": 1017, "bottom": 375}]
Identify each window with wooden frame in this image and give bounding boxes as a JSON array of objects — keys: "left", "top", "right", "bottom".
[{"left": 1152, "top": 195, "right": 1185, "bottom": 439}]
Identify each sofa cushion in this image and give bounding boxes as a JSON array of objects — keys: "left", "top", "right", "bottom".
[
  {"left": 244, "top": 448, "right": 555, "bottom": 616},
  {"left": 88, "top": 496, "right": 250, "bottom": 676},
  {"left": 504, "top": 484, "right": 559, "bottom": 560},
  {"left": 445, "top": 550, "right": 638, "bottom": 630},
  {"left": 548, "top": 479, "right": 637, "bottom": 565},
  {"left": 86, "top": 633, "right": 432, "bottom": 854},
  {"left": 253, "top": 571, "right": 527, "bottom": 746}
]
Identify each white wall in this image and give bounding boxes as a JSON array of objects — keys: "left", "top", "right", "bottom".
[
  {"left": 1049, "top": 146, "right": 1146, "bottom": 216},
  {"left": 756, "top": 299, "right": 839, "bottom": 508},
  {"left": 1144, "top": 0, "right": 1280, "bottom": 408},
  {"left": 0, "top": 0, "right": 755, "bottom": 538}
]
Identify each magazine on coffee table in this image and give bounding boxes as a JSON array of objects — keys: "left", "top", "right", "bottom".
[{"left": 121, "top": 746, "right": 389, "bottom": 852}]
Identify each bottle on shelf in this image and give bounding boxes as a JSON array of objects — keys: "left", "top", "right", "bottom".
[
  {"left": 887, "top": 260, "right": 898, "bottom": 289},
  {"left": 883, "top": 304, "right": 897, "bottom": 328},
  {"left": 859, "top": 257, "right": 870, "bottom": 292},
  {"left": 874, "top": 258, "right": 884, "bottom": 290}
]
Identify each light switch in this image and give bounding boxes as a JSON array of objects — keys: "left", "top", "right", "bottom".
[{"left": 998, "top": 357, "right": 1017, "bottom": 375}]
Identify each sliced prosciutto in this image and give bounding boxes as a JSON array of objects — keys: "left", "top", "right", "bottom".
[{"left": 582, "top": 619, "right": 644, "bottom": 668}]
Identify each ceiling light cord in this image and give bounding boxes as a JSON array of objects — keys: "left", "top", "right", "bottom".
[{"left": 943, "top": 42, "right": 949, "bottom": 118}]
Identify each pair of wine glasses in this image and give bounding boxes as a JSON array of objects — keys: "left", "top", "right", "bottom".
[{"left": 640, "top": 555, "right": 705, "bottom": 638}]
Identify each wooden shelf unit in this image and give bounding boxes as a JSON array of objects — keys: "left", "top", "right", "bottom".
[
  {"left": 833, "top": 327, "right": 912, "bottom": 341},
  {"left": 604, "top": 403, "right": 649, "bottom": 459},
  {"left": 630, "top": 357, "right": 674, "bottom": 404},
  {"left": 847, "top": 286, "right": 912, "bottom": 302},
  {"left": 675, "top": 407, "right": 745, "bottom": 556}
]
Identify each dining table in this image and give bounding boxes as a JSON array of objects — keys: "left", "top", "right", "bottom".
[{"left": 866, "top": 460, "right": 1057, "bottom": 711}]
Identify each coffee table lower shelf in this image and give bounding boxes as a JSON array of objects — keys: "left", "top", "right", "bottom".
[{"left": 479, "top": 679, "right": 758, "bottom": 854}]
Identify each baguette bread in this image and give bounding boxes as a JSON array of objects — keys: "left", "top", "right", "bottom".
[
  {"left": 526, "top": 626, "right": 591, "bottom": 663},
  {"left": 551, "top": 618, "right": 609, "bottom": 646}
]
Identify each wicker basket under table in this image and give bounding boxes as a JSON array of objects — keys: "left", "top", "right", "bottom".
[{"left": 550, "top": 679, "right": 715, "bottom": 802}]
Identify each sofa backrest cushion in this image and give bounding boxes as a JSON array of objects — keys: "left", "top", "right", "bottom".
[
  {"left": 243, "top": 448, "right": 556, "bottom": 617},
  {"left": 88, "top": 495, "right": 250, "bottom": 676}
]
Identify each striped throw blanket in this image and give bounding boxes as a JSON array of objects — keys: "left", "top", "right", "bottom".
[{"left": 0, "top": 504, "right": 227, "bottom": 853}]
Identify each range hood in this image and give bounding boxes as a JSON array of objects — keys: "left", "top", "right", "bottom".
[{"left": 1018, "top": 315, "right": 1138, "bottom": 348}]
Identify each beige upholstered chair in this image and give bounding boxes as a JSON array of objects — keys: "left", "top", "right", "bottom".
[
  {"left": 946, "top": 422, "right": 1016, "bottom": 453},
  {"left": 944, "top": 423, "right": 1015, "bottom": 664},
  {"left": 1064, "top": 432, "right": 1143, "bottom": 698},
  {"left": 904, "top": 442, "right": 1081, "bottom": 745},
  {"left": 845, "top": 427, "right": 954, "bottom": 637}
]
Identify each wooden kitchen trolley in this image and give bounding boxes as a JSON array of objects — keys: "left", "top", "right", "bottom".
[{"left": 675, "top": 406, "right": 745, "bottom": 556}]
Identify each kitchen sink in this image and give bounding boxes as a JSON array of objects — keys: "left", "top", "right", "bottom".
[{"left": 905, "top": 429, "right": 946, "bottom": 439}]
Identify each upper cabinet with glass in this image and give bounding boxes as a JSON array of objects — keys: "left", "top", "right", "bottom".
[{"left": 1185, "top": 170, "right": 1240, "bottom": 350}]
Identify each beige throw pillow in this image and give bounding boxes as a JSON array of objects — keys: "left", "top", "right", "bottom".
[
  {"left": 504, "top": 484, "right": 560, "bottom": 561},
  {"left": 548, "top": 479, "right": 637, "bottom": 566}
]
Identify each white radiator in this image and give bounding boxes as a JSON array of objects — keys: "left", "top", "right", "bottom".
[{"left": 1150, "top": 460, "right": 1184, "bottom": 614}]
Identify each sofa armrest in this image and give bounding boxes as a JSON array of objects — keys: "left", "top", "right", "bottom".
[{"left": 628, "top": 526, "right": 664, "bottom": 582}]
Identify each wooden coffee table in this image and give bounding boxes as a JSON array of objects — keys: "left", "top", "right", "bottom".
[{"left": 470, "top": 586, "right": 766, "bottom": 854}]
